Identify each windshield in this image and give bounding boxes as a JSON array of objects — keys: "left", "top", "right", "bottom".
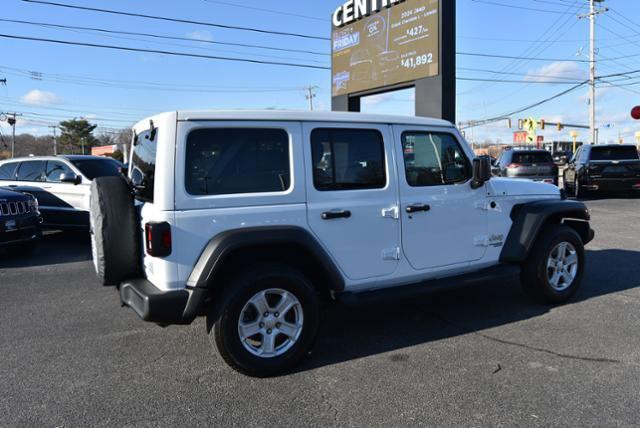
[
  {"left": 70, "top": 158, "right": 122, "bottom": 180},
  {"left": 590, "top": 146, "right": 639, "bottom": 161}
]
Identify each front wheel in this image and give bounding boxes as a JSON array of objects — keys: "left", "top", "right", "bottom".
[
  {"left": 208, "top": 264, "right": 320, "bottom": 377},
  {"left": 521, "top": 225, "right": 585, "bottom": 304}
]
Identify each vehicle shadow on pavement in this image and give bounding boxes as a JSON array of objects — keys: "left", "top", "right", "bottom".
[
  {"left": 0, "top": 231, "right": 91, "bottom": 269},
  {"left": 296, "top": 248, "right": 640, "bottom": 373}
]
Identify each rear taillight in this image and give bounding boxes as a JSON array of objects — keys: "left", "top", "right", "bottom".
[
  {"left": 145, "top": 222, "right": 172, "bottom": 257},
  {"left": 507, "top": 163, "right": 521, "bottom": 168}
]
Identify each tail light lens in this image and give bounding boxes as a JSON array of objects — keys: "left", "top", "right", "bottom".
[
  {"left": 145, "top": 222, "right": 172, "bottom": 257},
  {"left": 507, "top": 163, "right": 521, "bottom": 169}
]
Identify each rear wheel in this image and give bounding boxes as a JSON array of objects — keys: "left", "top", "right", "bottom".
[
  {"left": 574, "top": 177, "right": 581, "bottom": 198},
  {"left": 208, "top": 264, "right": 319, "bottom": 377},
  {"left": 521, "top": 225, "right": 584, "bottom": 304}
]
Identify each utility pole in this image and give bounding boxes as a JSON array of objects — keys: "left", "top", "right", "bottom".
[
  {"left": 49, "top": 125, "right": 58, "bottom": 156},
  {"left": 305, "top": 86, "right": 318, "bottom": 111},
  {"left": 5, "top": 112, "right": 23, "bottom": 159},
  {"left": 580, "top": 0, "right": 607, "bottom": 145}
]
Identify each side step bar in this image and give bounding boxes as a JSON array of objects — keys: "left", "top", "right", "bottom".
[{"left": 337, "top": 264, "right": 521, "bottom": 306}]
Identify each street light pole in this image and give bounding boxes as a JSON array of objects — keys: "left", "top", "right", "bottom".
[
  {"left": 579, "top": 0, "right": 607, "bottom": 145},
  {"left": 49, "top": 125, "right": 58, "bottom": 155},
  {"left": 589, "top": 0, "right": 596, "bottom": 145}
]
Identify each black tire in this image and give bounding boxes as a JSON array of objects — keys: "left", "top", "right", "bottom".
[
  {"left": 208, "top": 263, "right": 320, "bottom": 377},
  {"left": 521, "top": 225, "right": 585, "bottom": 304},
  {"left": 574, "top": 177, "right": 580, "bottom": 199},
  {"left": 90, "top": 176, "right": 140, "bottom": 286}
]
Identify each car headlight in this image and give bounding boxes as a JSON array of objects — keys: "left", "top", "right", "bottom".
[{"left": 27, "top": 196, "right": 39, "bottom": 212}]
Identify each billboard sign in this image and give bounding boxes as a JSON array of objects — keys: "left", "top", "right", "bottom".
[{"left": 331, "top": 0, "right": 440, "bottom": 97}]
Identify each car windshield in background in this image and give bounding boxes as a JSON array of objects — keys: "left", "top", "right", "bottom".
[
  {"left": 70, "top": 158, "right": 122, "bottom": 180},
  {"left": 590, "top": 146, "right": 639, "bottom": 161},
  {"left": 512, "top": 152, "right": 553, "bottom": 164}
]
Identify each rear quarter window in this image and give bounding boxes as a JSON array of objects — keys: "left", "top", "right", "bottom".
[
  {"left": 185, "top": 128, "right": 290, "bottom": 196},
  {"left": 131, "top": 128, "right": 158, "bottom": 202}
]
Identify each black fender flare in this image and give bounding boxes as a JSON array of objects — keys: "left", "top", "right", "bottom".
[
  {"left": 500, "top": 199, "right": 593, "bottom": 263},
  {"left": 186, "top": 226, "right": 345, "bottom": 292}
]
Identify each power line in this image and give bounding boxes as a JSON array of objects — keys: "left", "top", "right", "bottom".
[
  {"left": 460, "top": 81, "right": 588, "bottom": 129},
  {"left": 21, "top": 0, "right": 330, "bottom": 41},
  {"left": 458, "top": 77, "right": 584, "bottom": 84},
  {"left": 457, "top": 51, "right": 588, "bottom": 62},
  {"left": 470, "top": 0, "right": 582, "bottom": 14},
  {"left": 0, "top": 65, "right": 311, "bottom": 94},
  {"left": 458, "top": 66, "right": 586, "bottom": 81},
  {"left": 0, "top": 18, "right": 329, "bottom": 57},
  {"left": 201, "top": 0, "right": 326, "bottom": 22},
  {"left": 0, "top": 33, "right": 331, "bottom": 70}
]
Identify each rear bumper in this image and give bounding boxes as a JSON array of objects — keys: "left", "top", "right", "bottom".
[
  {"left": 119, "top": 279, "right": 207, "bottom": 325},
  {"left": 582, "top": 177, "right": 640, "bottom": 192}
]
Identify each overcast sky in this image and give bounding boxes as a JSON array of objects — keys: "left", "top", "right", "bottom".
[{"left": 1, "top": 0, "right": 639, "bottom": 145}]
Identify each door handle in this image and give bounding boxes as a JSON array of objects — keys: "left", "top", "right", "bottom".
[
  {"left": 406, "top": 204, "right": 431, "bottom": 214},
  {"left": 322, "top": 210, "right": 351, "bottom": 220}
]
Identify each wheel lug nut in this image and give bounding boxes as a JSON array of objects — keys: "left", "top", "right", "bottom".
[
  {"left": 267, "top": 329, "right": 272, "bottom": 334},
  {"left": 276, "top": 323, "right": 281, "bottom": 328},
  {"left": 275, "top": 312, "right": 279, "bottom": 317},
  {"left": 264, "top": 312, "right": 269, "bottom": 317},
  {"left": 259, "top": 322, "right": 264, "bottom": 328}
]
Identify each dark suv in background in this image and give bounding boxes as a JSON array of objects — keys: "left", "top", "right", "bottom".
[
  {"left": 494, "top": 149, "right": 558, "bottom": 186},
  {"left": 564, "top": 144, "right": 640, "bottom": 197},
  {"left": 0, "top": 186, "right": 41, "bottom": 253}
]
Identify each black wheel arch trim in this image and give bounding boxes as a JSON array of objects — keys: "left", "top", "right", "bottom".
[
  {"left": 186, "top": 226, "right": 345, "bottom": 292},
  {"left": 500, "top": 199, "right": 593, "bottom": 263}
]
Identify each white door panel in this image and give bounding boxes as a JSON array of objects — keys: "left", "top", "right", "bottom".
[
  {"left": 393, "top": 125, "right": 488, "bottom": 271},
  {"left": 303, "top": 123, "right": 400, "bottom": 281}
]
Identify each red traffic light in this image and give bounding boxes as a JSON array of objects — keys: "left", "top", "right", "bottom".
[{"left": 632, "top": 106, "right": 640, "bottom": 120}]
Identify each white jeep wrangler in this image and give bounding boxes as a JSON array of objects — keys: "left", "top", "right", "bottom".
[{"left": 90, "top": 111, "right": 594, "bottom": 377}]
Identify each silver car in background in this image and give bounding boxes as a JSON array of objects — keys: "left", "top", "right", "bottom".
[{"left": 494, "top": 149, "right": 559, "bottom": 186}]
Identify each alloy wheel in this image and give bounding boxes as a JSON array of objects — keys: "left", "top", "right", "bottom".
[
  {"left": 546, "top": 242, "right": 579, "bottom": 292},
  {"left": 237, "top": 288, "right": 304, "bottom": 358}
]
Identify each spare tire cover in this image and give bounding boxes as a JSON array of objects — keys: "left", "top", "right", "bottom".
[{"left": 90, "top": 176, "right": 141, "bottom": 285}]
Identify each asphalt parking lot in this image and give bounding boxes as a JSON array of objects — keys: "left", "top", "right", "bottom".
[{"left": 1, "top": 197, "right": 639, "bottom": 427}]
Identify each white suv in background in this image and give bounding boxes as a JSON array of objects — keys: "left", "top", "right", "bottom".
[
  {"left": 89, "top": 111, "right": 594, "bottom": 377},
  {"left": 0, "top": 155, "right": 122, "bottom": 230}
]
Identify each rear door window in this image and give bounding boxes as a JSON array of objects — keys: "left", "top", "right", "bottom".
[
  {"left": 69, "top": 158, "right": 121, "bottom": 180},
  {"left": 590, "top": 146, "right": 639, "bottom": 161},
  {"left": 45, "top": 161, "right": 75, "bottom": 182},
  {"left": 185, "top": 128, "right": 290, "bottom": 196},
  {"left": 16, "top": 161, "right": 45, "bottom": 182},
  {"left": 0, "top": 162, "right": 19, "bottom": 180},
  {"left": 311, "top": 128, "right": 386, "bottom": 191},
  {"left": 511, "top": 152, "right": 553, "bottom": 164}
]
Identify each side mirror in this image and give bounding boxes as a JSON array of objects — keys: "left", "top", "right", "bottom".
[
  {"left": 60, "top": 173, "right": 82, "bottom": 185},
  {"left": 471, "top": 156, "right": 492, "bottom": 189}
]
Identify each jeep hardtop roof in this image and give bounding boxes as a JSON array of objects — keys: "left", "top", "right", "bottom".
[{"left": 143, "top": 110, "right": 454, "bottom": 128}]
